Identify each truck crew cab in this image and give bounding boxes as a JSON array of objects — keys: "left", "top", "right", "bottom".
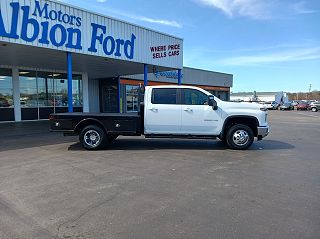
[{"left": 50, "top": 85, "right": 269, "bottom": 150}]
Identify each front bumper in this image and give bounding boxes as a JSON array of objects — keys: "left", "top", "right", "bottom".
[{"left": 257, "top": 126, "right": 270, "bottom": 140}]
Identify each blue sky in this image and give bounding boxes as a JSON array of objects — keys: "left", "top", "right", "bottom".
[{"left": 60, "top": 0, "right": 319, "bottom": 93}]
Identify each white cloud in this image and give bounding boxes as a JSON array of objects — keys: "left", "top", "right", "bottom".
[
  {"left": 217, "top": 47, "right": 320, "bottom": 66},
  {"left": 194, "top": 0, "right": 273, "bottom": 19},
  {"left": 194, "top": 0, "right": 320, "bottom": 19},
  {"left": 102, "top": 8, "right": 182, "bottom": 28},
  {"left": 291, "top": 1, "right": 319, "bottom": 14},
  {"left": 135, "top": 16, "right": 182, "bottom": 28},
  {"left": 53, "top": 0, "right": 182, "bottom": 28}
]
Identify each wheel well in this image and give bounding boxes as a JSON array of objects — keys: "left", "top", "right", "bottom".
[
  {"left": 74, "top": 119, "right": 106, "bottom": 134},
  {"left": 222, "top": 116, "right": 258, "bottom": 138}
]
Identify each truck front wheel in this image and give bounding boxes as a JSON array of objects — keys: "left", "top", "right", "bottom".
[
  {"left": 226, "top": 124, "right": 254, "bottom": 150},
  {"left": 80, "top": 125, "right": 106, "bottom": 150}
]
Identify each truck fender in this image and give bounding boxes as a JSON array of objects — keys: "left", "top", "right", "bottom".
[
  {"left": 221, "top": 115, "right": 259, "bottom": 138},
  {"left": 74, "top": 118, "right": 106, "bottom": 134}
]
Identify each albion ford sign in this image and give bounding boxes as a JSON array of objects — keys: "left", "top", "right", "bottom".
[
  {"left": 0, "top": 1, "right": 136, "bottom": 59},
  {"left": 0, "top": 0, "right": 183, "bottom": 68}
]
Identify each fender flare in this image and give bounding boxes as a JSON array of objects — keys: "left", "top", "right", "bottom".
[
  {"left": 74, "top": 118, "right": 106, "bottom": 134},
  {"left": 221, "top": 115, "right": 259, "bottom": 138}
]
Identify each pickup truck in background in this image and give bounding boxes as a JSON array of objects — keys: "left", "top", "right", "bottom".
[{"left": 50, "top": 85, "right": 269, "bottom": 150}]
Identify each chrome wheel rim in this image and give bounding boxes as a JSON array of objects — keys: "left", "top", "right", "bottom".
[
  {"left": 233, "top": 130, "right": 249, "bottom": 146},
  {"left": 84, "top": 130, "right": 101, "bottom": 147}
]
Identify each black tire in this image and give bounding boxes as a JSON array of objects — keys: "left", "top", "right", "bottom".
[
  {"left": 226, "top": 124, "right": 254, "bottom": 150},
  {"left": 79, "top": 125, "right": 107, "bottom": 150},
  {"left": 311, "top": 107, "right": 317, "bottom": 112}
]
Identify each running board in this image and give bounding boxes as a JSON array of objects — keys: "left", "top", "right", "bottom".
[{"left": 145, "top": 134, "right": 217, "bottom": 139}]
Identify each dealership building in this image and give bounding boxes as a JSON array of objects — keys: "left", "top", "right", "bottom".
[{"left": 0, "top": 0, "right": 233, "bottom": 122}]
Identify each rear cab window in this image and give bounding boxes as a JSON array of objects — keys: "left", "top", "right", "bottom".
[{"left": 151, "top": 88, "right": 178, "bottom": 104}]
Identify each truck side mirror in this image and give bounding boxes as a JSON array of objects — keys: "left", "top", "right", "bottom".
[{"left": 208, "top": 96, "right": 218, "bottom": 110}]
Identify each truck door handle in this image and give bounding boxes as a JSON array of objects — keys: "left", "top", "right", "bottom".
[
  {"left": 149, "top": 108, "right": 158, "bottom": 112},
  {"left": 184, "top": 108, "right": 193, "bottom": 112}
]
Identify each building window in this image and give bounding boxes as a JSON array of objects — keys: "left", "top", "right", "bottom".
[
  {"left": 72, "top": 75, "right": 83, "bottom": 107},
  {"left": 126, "top": 85, "right": 139, "bottom": 112},
  {"left": 54, "top": 73, "right": 69, "bottom": 107},
  {"left": 19, "top": 70, "right": 83, "bottom": 120},
  {"left": 0, "top": 68, "right": 13, "bottom": 107},
  {"left": 20, "top": 71, "right": 37, "bottom": 108},
  {"left": 37, "top": 71, "right": 55, "bottom": 107},
  {"left": 0, "top": 68, "right": 14, "bottom": 121}
]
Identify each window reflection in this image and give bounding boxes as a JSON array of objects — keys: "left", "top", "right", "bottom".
[
  {"left": 0, "top": 68, "right": 13, "bottom": 108},
  {"left": 126, "top": 85, "right": 139, "bottom": 112},
  {"left": 20, "top": 71, "right": 37, "bottom": 107},
  {"left": 19, "top": 70, "right": 83, "bottom": 120},
  {"left": 37, "top": 71, "right": 54, "bottom": 107},
  {"left": 54, "top": 74, "right": 68, "bottom": 107},
  {"left": 73, "top": 75, "right": 83, "bottom": 107}
]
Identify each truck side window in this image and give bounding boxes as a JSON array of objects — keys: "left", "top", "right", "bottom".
[
  {"left": 182, "top": 89, "right": 208, "bottom": 105},
  {"left": 152, "top": 88, "right": 177, "bottom": 104}
]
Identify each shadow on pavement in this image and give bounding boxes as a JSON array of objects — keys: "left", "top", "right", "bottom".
[
  {"left": 0, "top": 121, "right": 77, "bottom": 152},
  {"left": 252, "top": 140, "right": 295, "bottom": 150},
  {"left": 0, "top": 121, "right": 294, "bottom": 152},
  {"left": 68, "top": 138, "right": 295, "bottom": 151}
]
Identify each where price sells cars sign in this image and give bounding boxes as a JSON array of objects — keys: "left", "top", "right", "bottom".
[{"left": 0, "top": 0, "right": 183, "bottom": 69}]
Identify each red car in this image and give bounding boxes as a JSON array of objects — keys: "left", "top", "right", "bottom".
[{"left": 296, "top": 102, "right": 309, "bottom": 110}]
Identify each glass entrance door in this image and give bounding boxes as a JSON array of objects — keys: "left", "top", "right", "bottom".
[{"left": 100, "top": 78, "right": 118, "bottom": 113}]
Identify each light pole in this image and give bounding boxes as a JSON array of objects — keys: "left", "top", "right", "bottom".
[{"left": 309, "top": 84, "right": 312, "bottom": 100}]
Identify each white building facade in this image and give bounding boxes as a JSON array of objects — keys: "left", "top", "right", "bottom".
[{"left": 0, "top": 0, "right": 232, "bottom": 121}]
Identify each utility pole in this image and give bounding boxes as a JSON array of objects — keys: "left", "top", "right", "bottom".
[{"left": 308, "top": 84, "right": 312, "bottom": 100}]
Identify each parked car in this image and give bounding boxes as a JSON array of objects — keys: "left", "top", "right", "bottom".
[
  {"left": 308, "top": 102, "right": 320, "bottom": 112},
  {"left": 262, "top": 101, "right": 274, "bottom": 110},
  {"left": 296, "top": 102, "right": 309, "bottom": 110},
  {"left": 271, "top": 101, "right": 280, "bottom": 110},
  {"left": 279, "top": 103, "right": 294, "bottom": 110},
  {"left": 255, "top": 101, "right": 268, "bottom": 110},
  {"left": 309, "top": 101, "right": 319, "bottom": 106}
]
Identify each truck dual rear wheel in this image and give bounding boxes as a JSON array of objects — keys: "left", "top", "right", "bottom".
[
  {"left": 226, "top": 124, "right": 254, "bottom": 150},
  {"left": 80, "top": 125, "right": 106, "bottom": 150}
]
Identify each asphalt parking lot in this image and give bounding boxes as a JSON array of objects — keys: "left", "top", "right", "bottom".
[{"left": 0, "top": 110, "right": 319, "bottom": 239}]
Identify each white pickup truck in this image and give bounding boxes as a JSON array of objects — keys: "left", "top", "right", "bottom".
[{"left": 50, "top": 85, "right": 270, "bottom": 150}]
